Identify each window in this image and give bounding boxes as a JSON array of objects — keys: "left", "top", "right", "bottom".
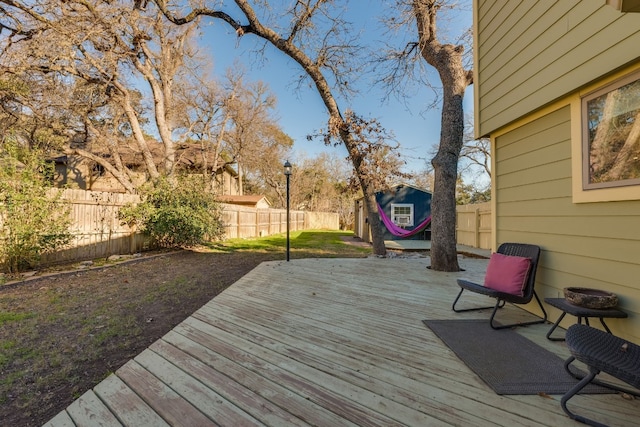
[
  {"left": 582, "top": 71, "right": 640, "bottom": 190},
  {"left": 92, "top": 162, "right": 106, "bottom": 178},
  {"left": 391, "top": 203, "right": 414, "bottom": 227}
]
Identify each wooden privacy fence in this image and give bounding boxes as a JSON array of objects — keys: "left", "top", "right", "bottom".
[
  {"left": 221, "top": 205, "right": 339, "bottom": 239},
  {"left": 221, "top": 204, "right": 302, "bottom": 239},
  {"left": 456, "top": 202, "right": 492, "bottom": 250},
  {"left": 40, "top": 189, "right": 147, "bottom": 265},
  {"left": 24, "top": 189, "right": 338, "bottom": 266}
]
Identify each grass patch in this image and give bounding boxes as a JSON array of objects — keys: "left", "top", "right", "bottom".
[
  {"left": 211, "top": 229, "right": 370, "bottom": 257},
  {"left": 0, "top": 312, "right": 34, "bottom": 326},
  {"left": 0, "top": 340, "right": 16, "bottom": 369}
]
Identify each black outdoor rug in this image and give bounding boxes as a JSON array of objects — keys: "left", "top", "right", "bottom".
[{"left": 422, "top": 319, "right": 613, "bottom": 395}]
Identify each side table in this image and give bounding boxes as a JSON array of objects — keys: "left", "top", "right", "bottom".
[{"left": 544, "top": 297, "right": 628, "bottom": 341}]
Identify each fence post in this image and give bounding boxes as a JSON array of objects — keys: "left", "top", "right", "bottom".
[
  {"left": 130, "top": 225, "right": 137, "bottom": 253},
  {"left": 254, "top": 210, "right": 258, "bottom": 237},
  {"left": 474, "top": 207, "right": 480, "bottom": 248}
]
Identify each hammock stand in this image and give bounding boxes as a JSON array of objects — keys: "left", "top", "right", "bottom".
[{"left": 377, "top": 203, "right": 431, "bottom": 238}]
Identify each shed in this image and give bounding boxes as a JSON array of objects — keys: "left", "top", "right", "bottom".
[{"left": 354, "top": 184, "right": 432, "bottom": 242}]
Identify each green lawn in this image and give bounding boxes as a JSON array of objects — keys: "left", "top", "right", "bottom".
[{"left": 209, "top": 229, "right": 371, "bottom": 257}]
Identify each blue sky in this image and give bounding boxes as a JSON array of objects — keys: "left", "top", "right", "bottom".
[{"left": 195, "top": 1, "right": 473, "bottom": 174}]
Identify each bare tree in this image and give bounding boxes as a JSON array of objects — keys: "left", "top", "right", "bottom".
[
  {"left": 285, "top": 152, "right": 349, "bottom": 212},
  {"left": 0, "top": 1, "right": 209, "bottom": 192},
  {"left": 241, "top": 123, "right": 294, "bottom": 205},
  {"left": 174, "top": 74, "right": 229, "bottom": 189},
  {"left": 410, "top": 1, "right": 473, "bottom": 270},
  {"left": 173, "top": 63, "right": 292, "bottom": 195},
  {"left": 151, "top": 0, "right": 401, "bottom": 256},
  {"left": 379, "top": 0, "right": 473, "bottom": 271},
  {"left": 227, "top": 79, "right": 290, "bottom": 190},
  {"left": 461, "top": 114, "right": 491, "bottom": 182}
]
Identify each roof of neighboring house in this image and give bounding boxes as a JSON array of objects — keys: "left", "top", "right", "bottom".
[
  {"left": 173, "top": 144, "right": 237, "bottom": 175},
  {"left": 356, "top": 183, "right": 432, "bottom": 202},
  {"left": 218, "top": 195, "right": 272, "bottom": 207},
  {"left": 384, "top": 183, "right": 432, "bottom": 195},
  {"left": 57, "top": 139, "right": 238, "bottom": 176}
]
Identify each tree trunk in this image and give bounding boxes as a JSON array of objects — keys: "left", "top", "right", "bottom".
[
  {"left": 430, "top": 90, "right": 464, "bottom": 271},
  {"left": 115, "top": 81, "right": 161, "bottom": 181},
  {"left": 413, "top": 0, "right": 472, "bottom": 271},
  {"left": 589, "top": 90, "right": 620, "bottom": 177},
  {"left": 67, "top": 147, "right": 137, "bottom": 194},
  {"left": 340, "top": 126, "right": 387, "bottom": 256},
  {"left": 603, "top": 109, "right": 640, "bottom": 181},
  {"left": 238, "top": 162, "right": 244, "bottom": 195},
  {"left": 363, "top": 185, "right": 387, "bottom": 256}
]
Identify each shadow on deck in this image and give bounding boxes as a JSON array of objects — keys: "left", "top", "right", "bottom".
[{"left": 341, "top": 234, "right": 491, "bottom": 258}]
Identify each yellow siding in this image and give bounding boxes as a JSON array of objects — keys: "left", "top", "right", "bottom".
[
  {"left": 475, "top": 0, "right": 640, "bottom": 136},
  {"left": 494, "top": 106, "right": 640, "bottom": 342}
]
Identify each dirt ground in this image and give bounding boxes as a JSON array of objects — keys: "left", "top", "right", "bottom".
[{"left": 0, "top": 249, "right": 292, "bottom": 427}]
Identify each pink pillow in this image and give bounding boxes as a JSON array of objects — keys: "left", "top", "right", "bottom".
[{"left": 483, "top": 253, "right": 532, "bottom": 296}]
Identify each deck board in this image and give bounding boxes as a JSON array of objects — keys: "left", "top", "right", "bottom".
[
  {"left": 66, "top": 389, "right": 122, "bottom": 426},
  {"left": 93, "top": 375, "right": 170, "bottom": 427},
  {"left": 45, "top": 257, "right": 639, "bottom": 426}
]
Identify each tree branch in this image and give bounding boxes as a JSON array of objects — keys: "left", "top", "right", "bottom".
[{"left": 153, "top": 0, "right": 252, "bottom": 34}]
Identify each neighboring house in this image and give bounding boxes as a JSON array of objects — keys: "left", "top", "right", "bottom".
[
  {"left": 354, "top": 184, "right": 432, "bottom": 242},
  {"left": 52, "top": 142, "right": 241, "bottom": 196},
  {"left": 213, "top": 163, "right": 242, "bottom": 197},
  {"left": 218, "top": 195, "right": 271, "bottom": 209},
  {"left": 474, "top": 1, "right": 640, "bottom": 341}
]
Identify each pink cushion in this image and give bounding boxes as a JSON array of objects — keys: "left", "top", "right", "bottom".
[{"left": 483, "top": 253, "right": 532, "bottom": 296}]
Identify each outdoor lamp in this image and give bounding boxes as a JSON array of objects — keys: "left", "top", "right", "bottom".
[{"left": 284, "top": 161, "right": 292, "bottom": 261}]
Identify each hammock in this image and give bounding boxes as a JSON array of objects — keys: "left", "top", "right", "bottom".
[{"left": 377, "top": 203, "right": 431, "bottom": 238}]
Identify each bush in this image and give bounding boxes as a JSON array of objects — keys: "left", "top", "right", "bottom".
[
  {"left": 0, "top": 141, "right": 73, "bottom": 273},
  {"left": 119, "top": 176, "right": 225, "bottom": 248}
]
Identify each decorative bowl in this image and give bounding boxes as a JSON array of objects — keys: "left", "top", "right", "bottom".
[{"left": 563, "top": 287, "right": 618, "bottom": 309}]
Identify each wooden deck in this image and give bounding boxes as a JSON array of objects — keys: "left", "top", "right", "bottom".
[{"left": 44, "top": 257, "right": 638, "bottom": 427}]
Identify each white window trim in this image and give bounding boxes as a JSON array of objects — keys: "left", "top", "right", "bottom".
[{"left": 391, "top": 203, "right": 414, "bottom": 227}]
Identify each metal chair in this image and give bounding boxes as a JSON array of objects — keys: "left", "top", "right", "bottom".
[{"left": 452, "top": 242, "right": 547, "bottom": 329}]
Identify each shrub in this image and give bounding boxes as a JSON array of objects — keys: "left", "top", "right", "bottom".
[
  {"left": 0, "top": 141, "right": 73, "bottom": 273},
  {"left": 119, "top": 175, "right": 225, "bottom": 248}
]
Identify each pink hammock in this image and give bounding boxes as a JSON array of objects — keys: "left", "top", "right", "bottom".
[{"left": 377, "top": 203, "right": 431, "bottom": 238}]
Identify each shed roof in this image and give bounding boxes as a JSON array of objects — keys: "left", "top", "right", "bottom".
[{"left": 219, "top": 195, "right": 271, "bottom": 207}]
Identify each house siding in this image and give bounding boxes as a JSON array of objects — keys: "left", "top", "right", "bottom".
[
  {"left": 475, "top": 0, "right": 640, "bottom": 137},
  {"left": 376, "top": 186, "right": 432, "bottom": 241},
  {"left": 495, "top": 106, "right": 640, "bottom": 342},
  {"left": 354, "top": 185, "right": 432, "bottom": 242}
]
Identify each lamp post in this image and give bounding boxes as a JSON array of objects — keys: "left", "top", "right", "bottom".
[{"left": 284, "top": 160, "right": 292, "bottom": 261}]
